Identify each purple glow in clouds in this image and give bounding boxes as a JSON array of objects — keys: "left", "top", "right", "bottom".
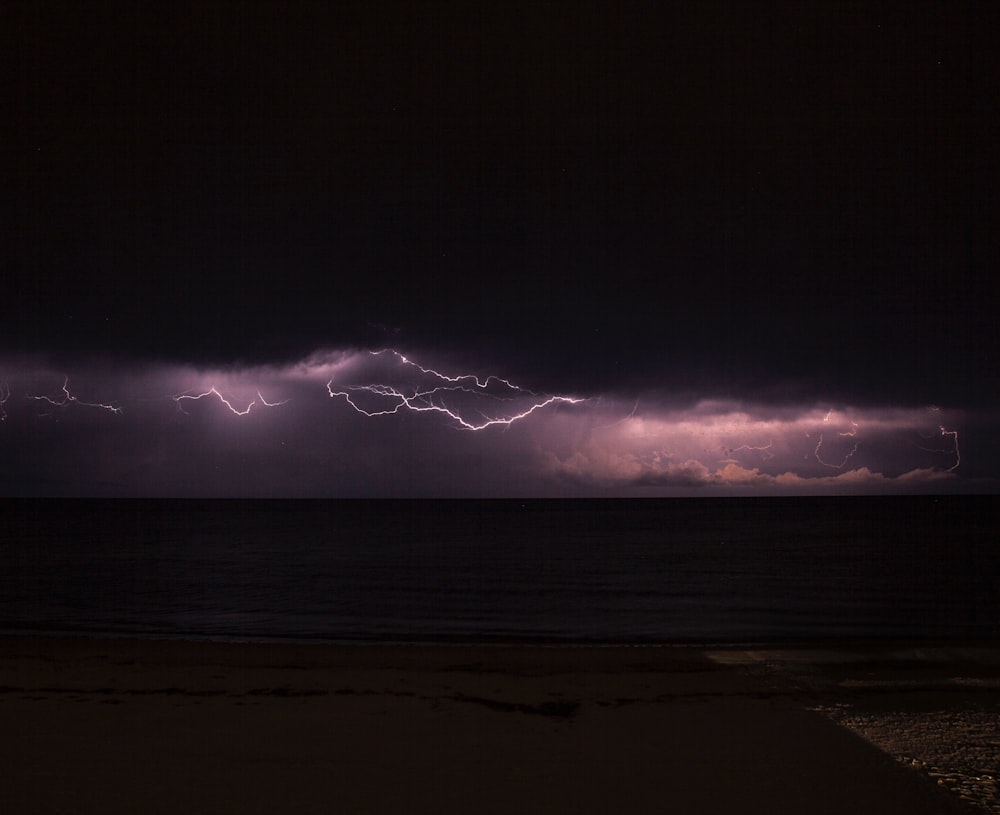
[
  {"left": 326, "top": 349, "right": 586, "bottom": 430},
  {"left": 0, "top": 348, "right": 976, "bottom": 496}
]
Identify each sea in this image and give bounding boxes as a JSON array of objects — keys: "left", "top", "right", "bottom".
[{"left": 1, "top": 496, "right": 997, "bottom": 645}]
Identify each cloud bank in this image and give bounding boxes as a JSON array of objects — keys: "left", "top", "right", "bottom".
[{"left": 0, "top": 348, "right": 979, "bottom": 497}]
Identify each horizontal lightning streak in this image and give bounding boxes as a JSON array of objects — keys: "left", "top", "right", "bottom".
[
  {"left": 327, "top": 382, "right": 583, "bottom": 430},
  {"left": 173, "top": 388, "right": 288, "bottom": 416},
  {"left": 256, "top": 391, "right": 290, "bottom": 408},
  {"left": 372, "top": 349, "right": 522, "bottom": 391},
  {"left": 0, "top": 353, "right": 971, "bottom": 494},
  {"left": 728, "top": 440, "right": 774, "bottom": 460},
  {"left": 30, "top": 377, "right": 122, "bottom": 414},
  {"left": 328, "top": 351, "right": 584, "bottom": 430}
]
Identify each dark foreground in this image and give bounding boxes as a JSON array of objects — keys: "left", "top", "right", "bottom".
[{"left": 2, "top": 637, "right": 997, "bottom": 814}]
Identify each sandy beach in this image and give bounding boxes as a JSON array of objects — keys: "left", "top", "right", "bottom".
[{"left": 1, "top": 637, "right": 996, "bottom": 814}]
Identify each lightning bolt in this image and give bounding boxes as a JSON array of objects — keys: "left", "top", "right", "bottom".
[
  {"left": 1, "top": 354, "right": 971, "bottom": 493},
  {"left": 256, "top": 392, "right": 290, "bottom": 408},
  {"left": 726, "top": 440, "right": 774, "bottom": 460},
  {"left": 939, "top": 425, "right": 960, "bottom": 471},
  {"left": 913, "top": 417, "right": 961, "bottom": 473},
  {"left": 840, "top": 422, "right": 859, "bottom": 437},
  {"left": 814, "top": 434, "right": 859, "bottom": 469},
  {"left": 371, "top": 349, "right": 522, "bottom": 391},
  {"left": 327, "top": 351, "right": 584, "bottom": 430},
  {"left": 30, "top": 377, "right": 122, "bottom": 414},
  {"left": 173, "top": 388, "right": 288, "bottom": 416},
  {"left": 814, "top": 411, "right": 860, "bottom": 468}
]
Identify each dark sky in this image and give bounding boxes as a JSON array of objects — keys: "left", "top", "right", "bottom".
[{"left": 3, "top": 2, "right": 997, "bottom": 495}]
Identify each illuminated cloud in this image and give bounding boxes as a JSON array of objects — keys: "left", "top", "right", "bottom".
[
  {"left": 0, "top": 348, "right": 982, "bottom": 497},
  {"left": 324, "top": 349, "right": 586, "bottom": 430},
  {"left": 539, "top": 401, "right": 964, "bottom": 493}
]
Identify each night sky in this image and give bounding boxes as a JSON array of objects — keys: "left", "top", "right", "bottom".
[{"left": 3, "top": 2, "right": 997, "bottom": 496}]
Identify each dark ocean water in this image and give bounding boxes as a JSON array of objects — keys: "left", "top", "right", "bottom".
[{"left": 1, "top": 497, "right": 997, "bottom": 644}]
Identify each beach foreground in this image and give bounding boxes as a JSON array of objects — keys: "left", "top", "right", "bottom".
[{"left": 2, "top": 638, "right": 997, "bottom": 814}]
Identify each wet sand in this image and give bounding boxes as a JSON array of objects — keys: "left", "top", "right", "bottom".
[{"left": 1, "top": 637, "right": 996, "bottom": 814}]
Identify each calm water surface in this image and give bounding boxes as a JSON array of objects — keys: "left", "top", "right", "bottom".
[{"left": 1, "top": 497, "right": 997, "bottom": 644}]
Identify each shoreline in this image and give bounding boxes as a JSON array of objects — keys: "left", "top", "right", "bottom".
[
  {"left": 4, "top": 628, "right": 999, "bottom": 647},
  {"left": 3, "top": 636, "right": 996, "bottom": 814}
]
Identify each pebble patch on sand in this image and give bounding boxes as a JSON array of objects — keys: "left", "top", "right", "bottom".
[{"left": 815, "top": 704, "right": 1000, "bottom": 814}]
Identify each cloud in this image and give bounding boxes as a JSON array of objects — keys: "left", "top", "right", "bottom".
[
  {"left": 547, "top": 450, "right": 714, "bottom": 489},
  {"left": 0, "top": 348, "right": 978, "bottom": 496},
  {"left": 545, "top": 454, "right": 958, "bottom": 494},
  {"left": 539, "top": 400, "right": 965, "bottom": 494}
]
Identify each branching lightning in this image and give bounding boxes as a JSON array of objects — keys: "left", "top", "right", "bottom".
[
  {"left": 172, "top": 388, "right": 288, "bottom": 416},
  {"left": 327, "top": 350, "right": 584, "bottom": 430},
  {"left": 372, "top": 349, "right": 522, "bottom": 391},
  {"left": 30, "top": 377, "right": 122, "bottom": 415},
  {"left": 0, "top": 350, "right": 974, "bottom": 495}
]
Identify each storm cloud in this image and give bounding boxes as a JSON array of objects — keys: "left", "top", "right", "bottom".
[{"left": 0, "top": 348, "right": 984, "bottom": 497}]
